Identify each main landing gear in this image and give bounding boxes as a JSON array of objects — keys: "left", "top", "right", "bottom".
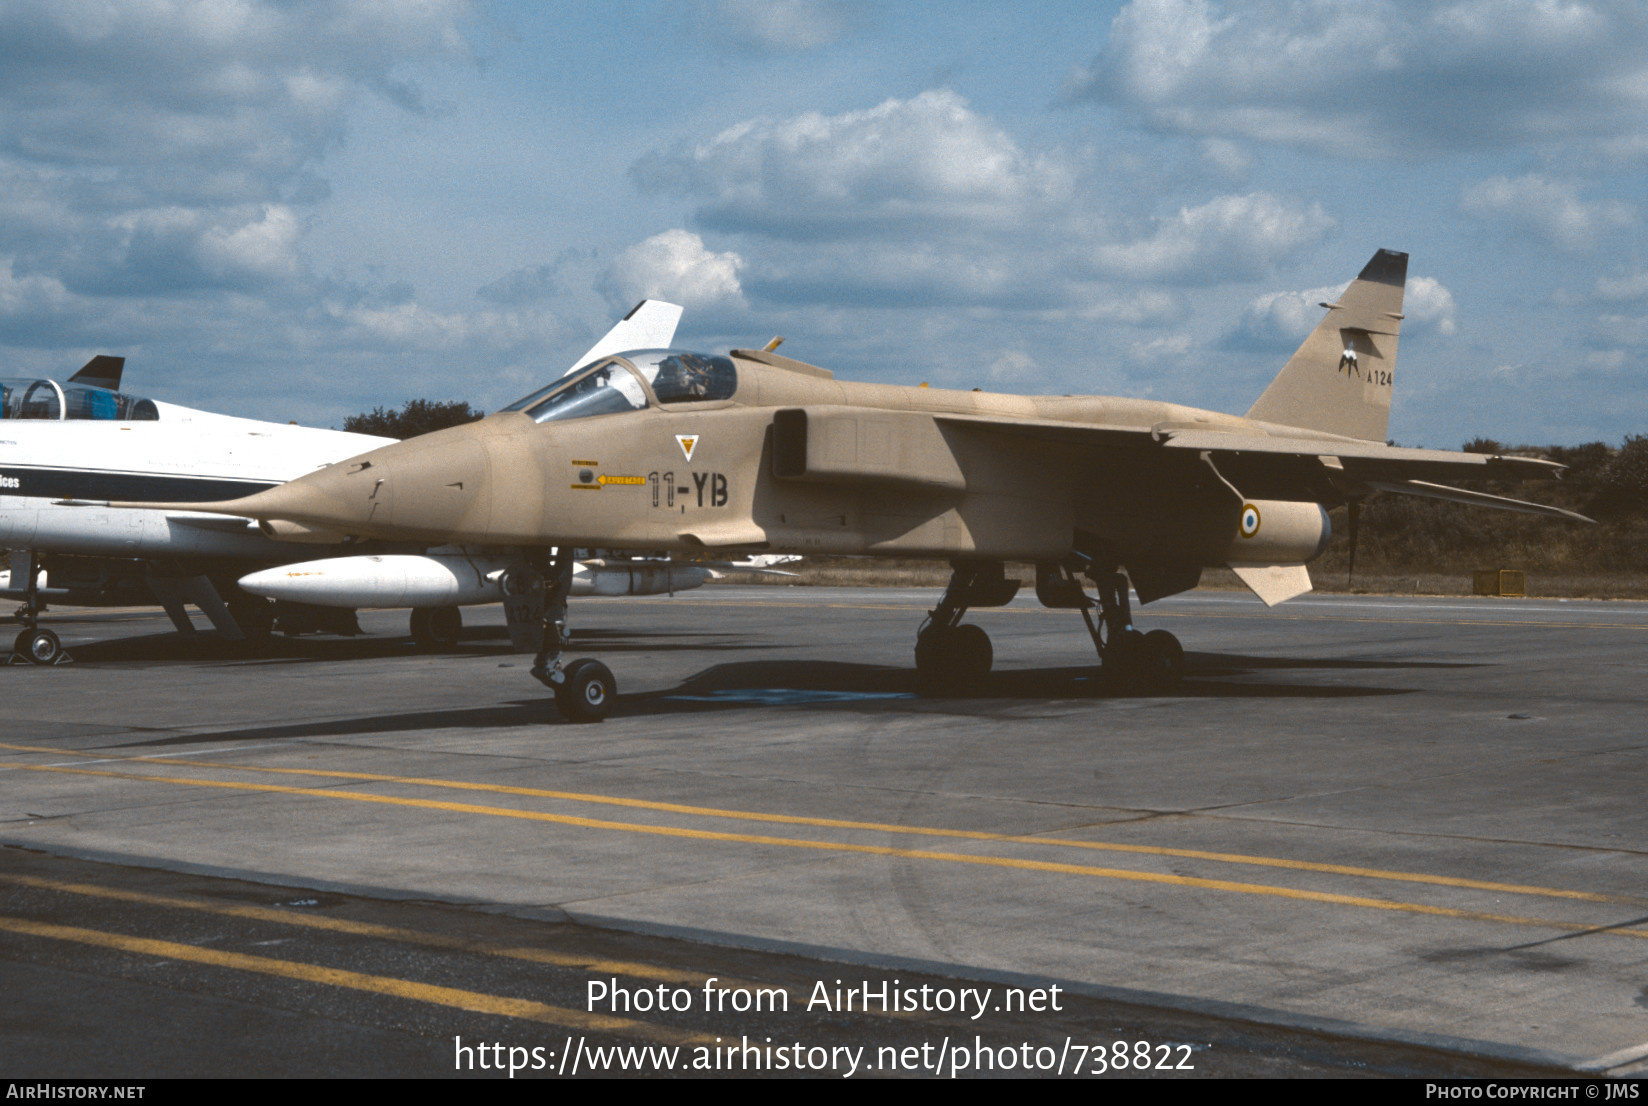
[
  {"left": 1050, "top": 564, "right": 1185, "bottom": 695},
  {"left": 914, "top": 562, "right": 1017, "bottom": 694},
  {"left": 913, "top": 559, "right": 1185, "bottom": 696},
  {"left": 504, "top": 549, "right": 615, "bottom": 723}
]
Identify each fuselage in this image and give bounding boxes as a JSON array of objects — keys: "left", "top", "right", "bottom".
[{"left": 217, "top": 348, "right": 1335, "bottom": 573}]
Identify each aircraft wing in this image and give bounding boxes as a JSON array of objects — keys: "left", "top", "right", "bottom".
[
  {"left": 1153, "top": 427, "right": 1563, "bottom": 482},
  {"left": 928, "top": 414, "right": 1587, "bottom": 521},
  {"left": 565, "top": 300, "right": 684, "bottom": 375}
]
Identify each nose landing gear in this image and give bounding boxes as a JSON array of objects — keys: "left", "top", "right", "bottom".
[
  {"left": 6, "top": 552, "right": 71, "bottom": 666},
  {"left": 504, "top": 549, "right": 615, "bottom": 722}
]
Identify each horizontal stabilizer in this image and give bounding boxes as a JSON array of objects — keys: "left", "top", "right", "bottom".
[
  {"left": 1230, "top": 564, "right": 1313, "bottom": 606},
  {"left": 1365, "top": 480, "right": 1595, "bottom": 522}
]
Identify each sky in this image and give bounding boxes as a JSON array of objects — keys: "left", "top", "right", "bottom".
[{"left": 2, "top": 0, "right": 1646, "bottom": 448}]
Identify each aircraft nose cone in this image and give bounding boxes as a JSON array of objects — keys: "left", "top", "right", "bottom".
[{"left": 234, "top": 422, "right": 493, "bottom": 542}]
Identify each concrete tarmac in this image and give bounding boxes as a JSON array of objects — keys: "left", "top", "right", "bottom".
[{"left": 3, "top": 586, "right": 1645, "bottom": 1077}]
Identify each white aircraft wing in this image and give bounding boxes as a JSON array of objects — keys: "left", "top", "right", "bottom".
[{"left": 564, "top": 300, "right": 684, "bottom": 375}]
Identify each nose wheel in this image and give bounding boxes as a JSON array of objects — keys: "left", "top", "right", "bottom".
[
  {"left": 11, "top": 627, "right": 66, "bottom": 666},
  {"left": 6, "top": 553, "right": 72, "bottom": 666},
  {"left": 554, "top": 658, "right": 616, "bottom": 722}
]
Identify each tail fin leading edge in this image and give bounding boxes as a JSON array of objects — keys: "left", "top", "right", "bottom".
[{"left": 1245, "top": 249, "right": 1407, "bottom": 442}]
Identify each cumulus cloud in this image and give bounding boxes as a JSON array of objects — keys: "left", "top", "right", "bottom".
[
  {"left": 0, "top": 0, "right": 472, "bottom": 306},
  {"left": 1070, "top": 0, "right": 1648, "bottom": 159},
  {"left": 1405, "top": 276, "right": 1458, "bottom": 336},
  {"left": 1095, "top": 193, "right": 1335, "bottom": 283},
  {"left": 0, "top": 1, "right": 471, "bottom": 205},
  {"left": 1225, "top": 281, "right": 1349, "bottom": 351},
  {"left": 1460, "top": 174, "right": 1636, "bottom": 251},
  {"left": 633, "top": 90, "right": 1335, "bottom": 312},
  {"left": 602, "top": 230, "right": 746, "bottom": 311},
  {"left": 633, "top": 89, "right": 1074, "bottom": 240},
  {"left": 0, "top": 256, "right": 77, "bottom": 342}
]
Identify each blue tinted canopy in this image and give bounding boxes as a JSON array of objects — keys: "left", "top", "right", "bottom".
[{"left": 0, "top": 378, "right": 158, "bottom": 421}]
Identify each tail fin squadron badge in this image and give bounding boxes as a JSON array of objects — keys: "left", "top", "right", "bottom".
[{"left": 676, "top": 434, "right": 699, "bottom": 462}]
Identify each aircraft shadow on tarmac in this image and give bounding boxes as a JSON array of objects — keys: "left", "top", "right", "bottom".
[
  {"left": 56, "top": 624, "right": 1485, "bottom": 746},
  {"left": 639, "top": 654, "right": 1426, "bottom": 715},
  {"left": 100, "top": 647, "right": 1443, "bottom": 748},
  {"left": 114, "top": 701, "right": 562, "bottom": 748}
]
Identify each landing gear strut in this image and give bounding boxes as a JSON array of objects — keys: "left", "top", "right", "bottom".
[
  {"left": 1054, "top": 563, "right": 1184, "bottom": 694},
  {"left": 507, "top": 549, "right": 615, "bottom": 722},
  {"left": 7, "top": 552, "right": 68, "bottom": 666},
  {"left": 913, "top": 561, "right": 1019, "bottom": 694}
]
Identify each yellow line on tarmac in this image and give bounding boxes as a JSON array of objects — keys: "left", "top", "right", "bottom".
[
  {"left": 0, "top": 914, "right": 707, "bottom": 1043},
  {"left": 0, "top": 872, "right": 784, "bottom": 997},
  {"left": 1, "top": 742, "right": 1634, "bottom": 909},
  {"left": 6, "top": 760, "right": 1647, "bottom": 943}
]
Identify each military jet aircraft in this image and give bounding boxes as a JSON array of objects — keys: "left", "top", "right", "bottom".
[{"left": 129, "top": 251, "right": 1588, "bottom": 720}]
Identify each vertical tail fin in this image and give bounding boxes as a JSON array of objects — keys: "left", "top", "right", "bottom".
[
  {"left": 564, "top": 300, "right": 684, "bottom": 376},
  {"left": 68, "top": 354, "right": 125, "bottom": 392},
  {"left": 1245, "top": 249, "right": 1407, "bottom": 442}
]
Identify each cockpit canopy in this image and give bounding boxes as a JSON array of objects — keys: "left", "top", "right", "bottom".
[
  {"left": 502, "top": 350, "right": 736, "bottom": 424},
  {"left": 0, "top": 378, "right": 159, "bottom": 421}
]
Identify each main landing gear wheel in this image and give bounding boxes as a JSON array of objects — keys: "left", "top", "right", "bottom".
[
  {"left": 555, "top": 658, "right": 615, "bottom": 723},
  {"left": 914, "top": 622, "right": 993, "bottom": 695},
  {"left": 410, "top": 606, "right": 463, "bottom": 650},
  {"left": 14, "top": 627, "right": 63, "bottom": 665},
  {"left": 1050, "top": 563, "right": 1186, "bottom": 696},
  {"left": 1131, "top": 629, "right": 1185, "bottom": 695}
]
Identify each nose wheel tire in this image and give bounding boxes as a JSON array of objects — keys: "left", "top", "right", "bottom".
[
  {"left": 555, "top": 658, "right": 615, "bottom": 723},
  {"left": 914, "top": 623, "right": 993, "bottom": 694},
  {"left": 14, "top": 627, "right": 63, "bottom": 665}
]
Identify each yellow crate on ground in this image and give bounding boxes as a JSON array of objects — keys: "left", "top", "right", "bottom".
[{"left": 1473, "top": 569, "right": 1526, "bottom": 597}]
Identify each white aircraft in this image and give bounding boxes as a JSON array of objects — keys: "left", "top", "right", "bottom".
[{"left": 0, "top": 301, "right": 691, "bottom": 663}]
